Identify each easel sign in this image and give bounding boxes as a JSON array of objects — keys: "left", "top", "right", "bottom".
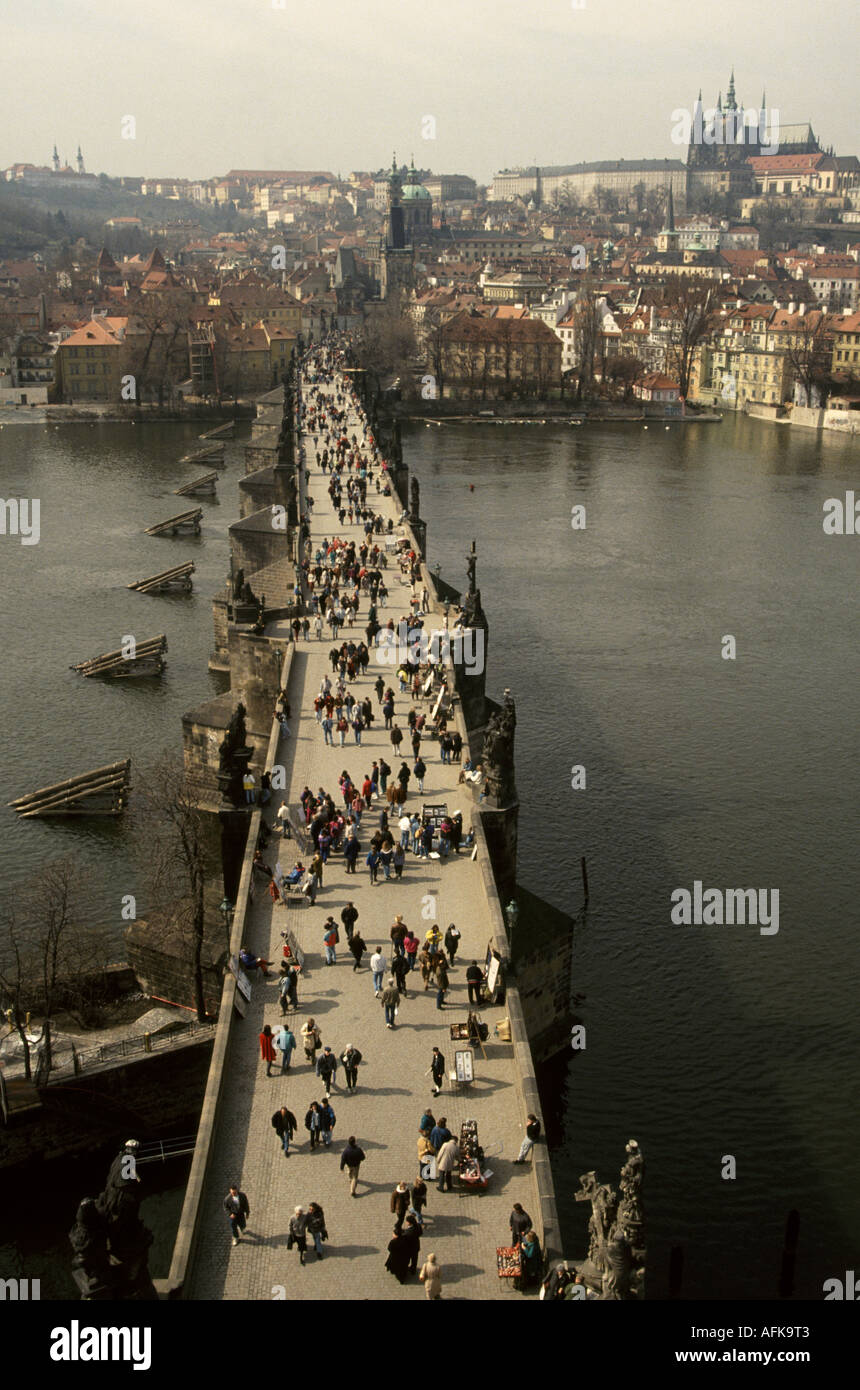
[
  {"left": 454, "top": 1049, "right": 474, "bottom": 1083},
  {"left": 228, "top": 956, "right": 253, "bottom": 1003}
]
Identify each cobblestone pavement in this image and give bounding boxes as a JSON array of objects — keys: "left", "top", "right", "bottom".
[{"left": 188, "top": 372, "right": 538, "bottom": 1300}]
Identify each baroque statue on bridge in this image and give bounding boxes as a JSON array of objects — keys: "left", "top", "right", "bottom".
[
  {"left": 481, "top": 689, "right": 517, "bottom": 805},
  {"left": 571, "top": 1141, "right": 646, "bottom": 1298}
]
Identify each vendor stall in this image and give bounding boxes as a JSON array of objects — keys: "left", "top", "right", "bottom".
[
  {"left": 496, "top": 1246, "right": 522, "bottom": 1281},
  {"left": 458, "top": 1118, "right": 491, "bottom": 1191}
]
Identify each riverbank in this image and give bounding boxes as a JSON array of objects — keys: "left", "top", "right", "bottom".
[
  {"left": 0, "top": 401, "right": 256, "bottom": 426},
  {"left": 396, "top": 400, "right": 722, "bottom": 426}
]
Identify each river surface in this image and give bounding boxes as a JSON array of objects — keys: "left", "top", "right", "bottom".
[
  {"left": 0, "top": 418, "right": 241, "bottom": 926},
  {"left": 1, "top": 409, "right": 857, "bottom": 1300},
  {"left": 405, "top": 412, "right": 860, "bottom": 1301}
]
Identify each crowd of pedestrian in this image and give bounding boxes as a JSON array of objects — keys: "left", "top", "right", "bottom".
[{"left": 223, "top": 338, "right": 543, "bottom": 1298}]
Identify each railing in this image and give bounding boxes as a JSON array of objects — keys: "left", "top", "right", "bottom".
[
  {"left": 42, "top": 1020, "right": 216, "bottom": 1082},
  {"left": 136, "top": 1135, "right": 198, "bottom": 1164}
]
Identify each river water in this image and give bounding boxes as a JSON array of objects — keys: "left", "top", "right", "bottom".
[
  {"left": 405, "top": 413, "right": 860, "bottom": 1301},
  {"left": 0, "top": 418, "right": 243, "bottom": 924},
  {"left": 1, "top": 409, "right": 857, "bottom": 1300}
]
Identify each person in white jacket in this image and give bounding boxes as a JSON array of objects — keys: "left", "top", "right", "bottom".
[{"left": 370, "top": 948, "right": 387, "bottom": 996}]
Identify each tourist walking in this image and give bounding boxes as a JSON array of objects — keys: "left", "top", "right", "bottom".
[
  {"left": 433, "top": 959, "right": 449, "bottom": 1011},
  {"left": 279, "top": 961, "right": 300, "bottom": 1013},
  {"left": 323, "top": 919, "right": 338, "bottom": 966},
  {"left": 340, "top": 1135, "right": 366, "bottom": 1196},
  {"left": 404, "top": 930, "right": 419, "bottom": 971},
  {"left": 513, "top": 1114, "right": 542, "bottom": 1164},
  {"left": 259, "top": 1024, "right": 276, "bottom": 1078},
  {"left": 403, "top": 1213, "right": 422, "bottom": 1275},
  {"left": 271, "top": 1105, "right": 297, "bottom": 1157},
  {"left": 224, "top": 1184, "right": 250, "bottom": 1246},
  {"left": 341, "top": 901, "right": 359, "bottom": 941},
  {"left": 392, "top": 951, "right": 410, "bottom": 995},
  {"left": 305, "top": 1101, "right": 323, "bottom": 1149},
  {"left": 370, "top": 947, "right": 386, "bottom": 995},
  {"left": 411, "top": 1176, "right": 428, "bottom": 1222},
  {"left": 385, "top": 1228, "right": 411, "bottom": 1285},
  {"left": 340, "top": 1043, "right": 363, "bottom": 1090},
  {"left": 274, "top": 1023, "right": 296, "bottom": 1074},
  {"left": 366, "top": 846, "right": 380, "bottom": 884},
  {"left": 435, "top": 1136, "right": 459, "bottom": 1193},
  {"left": 380, "top": 977, "right": 401, "bottom": 1028},
  {"left": 316, "top": 1045, "right": 337, "bottom": 1097},
  {"left": 319, "top": 1097, "right": 336, "bottom": 1146},
  {"left": 349, "top": 930, "right": 367, "bottom": 971},
  {"left": 301, "top": 1017, "right": 322, "bottom": 1064},
  {"left": 429, "top": 1046, "right": 446, "bottom": 1096},
  {"left": 419, "top": 1252, "right": 442, "bottom": 1299},
  {"left": 390, "top": 1181, "right": 410, "bottom": 1235},
  {"left": 419, "top": 949, "right": 434, "bottom": 991},
  {"left": 306, "top": 1202, "right": 328, "bottom": 1260},
  {"left": 444, "top": 923, "right": 461, "bottom": 967},
  {"left": 288, "top": 1207, "right": 308, "bottom": 1264},
  {"left": 344, "top": 834, "right": 360, "bottom": 873},
  {"left": 390, "top": 914, "right": 408, "bottom": 957}
]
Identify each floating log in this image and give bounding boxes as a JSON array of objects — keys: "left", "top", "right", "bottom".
[
  {"left": 175, "top": 472, "right": 217, "bottom": 498},
  {"left": 9, "top": 759, "right": 131, "bottom": 818},
  {"left": 145, "top": 508, "right": 202, "bottom": 537},
  {"left": 179, "top": 442, "right": 225, "bottom": 465},
  {"left": 128, "top": 562, "right": 195, "bottom": 594},
  {"left": 199, "top": 420, "right": 235, "bottom": 440},
  {"left": 71, "top": 634, "right": 167, "bottom": 678}
]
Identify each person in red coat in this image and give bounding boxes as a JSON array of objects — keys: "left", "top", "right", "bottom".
[{"left": 259, "top": 1024, "right": 277, "bottom": 1077}]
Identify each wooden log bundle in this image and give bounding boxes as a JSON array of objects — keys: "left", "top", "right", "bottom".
[
  {"left": 174, "top": 472, "right": 217, "bottom": 497},
  {"left": 9, "top": 759, "right": 131, "bottom": 818},
  {"left": 71, "top": 634, "right": 167, "bottom": 678},
  {"left": 127, "top": 563, "right": 195, "bottom": 594},
  {"left": 145, "top": 508, "right": 202, "bottom": 537},
  {"left": 178, "top": 442, "right": 225, "bottom": 465},
  {"left": 199, "top": 420, "right": 235, "bottom": 440}
]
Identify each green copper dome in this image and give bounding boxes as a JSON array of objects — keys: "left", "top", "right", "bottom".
[{"left": 402, "top": 181, "right": 431, "bottom": 200}]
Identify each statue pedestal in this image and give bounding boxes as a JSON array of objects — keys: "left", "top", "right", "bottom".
[{"left": 220, "top": 806, "right": 251, "bottom": 903}]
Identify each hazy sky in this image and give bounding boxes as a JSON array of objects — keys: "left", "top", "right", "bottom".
[{"left": 2, "top": 0, "right": 857, "bottom": 183}]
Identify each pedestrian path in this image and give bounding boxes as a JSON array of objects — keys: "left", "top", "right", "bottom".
[{"left": 188, "top": 367, "right": 538, "bottom": 1300}]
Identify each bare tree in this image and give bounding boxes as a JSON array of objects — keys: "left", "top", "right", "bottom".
[
  {"left": 357, "top": 301, "right": 417, "bottom": 387},
  {"left": 662, "top": 276, "right": 712, "bottom": 399},
  {"left": 783, "top": 311, "right": 834, "bottom": 406},
  {"left": 571, "top": 283, "right": 604, "bottom": 403},
  {"left": 426, "top": 320, "right": 447, "bottom": 399},
  {"left": 605, "top": 353, "right": 645, "bottom": 400},
  {"left": 0, "top": 858, "right": 102, "bottom": 1080},
  {"left": 135, "top": 755, "right": 213, "bottom": 1022},
  {"left": 125, "top": 289, "right": 194, "bottom": 405}
]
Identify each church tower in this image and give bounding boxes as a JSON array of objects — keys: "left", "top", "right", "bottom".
[
  {"left": 52, "top": 144, "right": 60, "bottom": 173},
  {"left": 381, "top": 154, "right": 414, "bottom": 301},
  {"left": 76, "top": 145, "right": 85, "bottom": 175},
  {"left": 387, "top": 154, "right": 405, "bottom": 250}
]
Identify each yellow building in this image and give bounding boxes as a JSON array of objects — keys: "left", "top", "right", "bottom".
[
  {"left": 831, "top": 311, "right": 860, "bottom": 376},
  {"left": 56, "top": 317, "right": 127, "bottom": 402},
  {"left": 260, "top": 321, "right": 298, "bottom": 382}
]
